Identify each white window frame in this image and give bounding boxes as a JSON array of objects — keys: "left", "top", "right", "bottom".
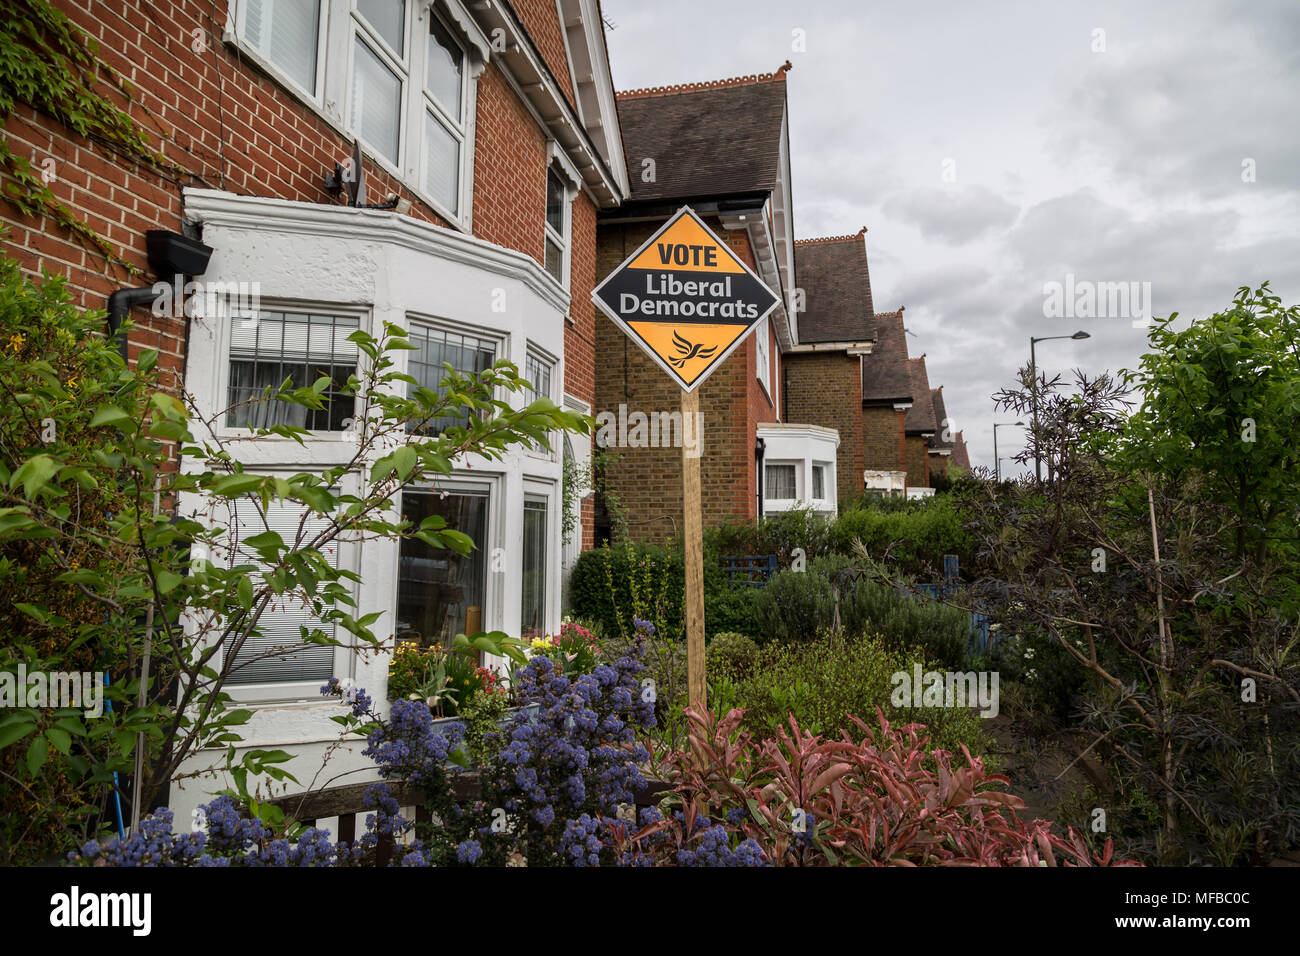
[
  {"left": 756, "top": 317, "right": 771, "bottom": 396},
  {"left": 521, "top": 479, "right": 558, "bottom": 638},
  {"left": 403, "top": 314, "right": 505, "bottom": 420},
  {"left": 764, "top": 460, "right": 798, "bottom": 502},
  {"left": 229, "top": 0, "right": 486, "bottom": 230},
  {"left": 811, "top": 461, "right": 828, "bottom": 502},
  {"left": 392, "top": 476, "right": 497, "bottom": 650},
  {"left": 234, "top": 0, "right": 330, "bottom": 104},
  {"left": 524, "top": 342, "right": 559, "bottom": 459},
  {"left": 215, "top": 473, "right": 361, "bottom": 705},
  {"left": 216, "top": 298, "right": 370, "bottom": 444},
  {"left": 545, "top": 144, "right": 580, "bottom": 292}
]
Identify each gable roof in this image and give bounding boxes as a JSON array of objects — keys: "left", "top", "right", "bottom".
[
  {"left": 951, "top": 431, "right": 971, "bottom": 470},
  {"left": 929, "top": 387, "right": 952, "bottom": 450},
  {"left": 904, "top": 357, "right": 936, "bottom": 434},
  {"left": 616, "top": 66, "right": 790, "bottom": 203},
  {"left": 861, "top": 309, "right": 912, "bottom": 404},
  {"left": 792, "top": 231, "right": 874, "bottom": 343}
]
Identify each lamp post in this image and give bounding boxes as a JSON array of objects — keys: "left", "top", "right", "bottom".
[
  {"left": 1029, "top": 330, "right": 1090, "bottom": 483},
  {"left": 993, "top": 420, "right": 1024, "bottom": 481}
]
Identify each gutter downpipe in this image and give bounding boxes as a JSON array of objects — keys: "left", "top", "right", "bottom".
[
  {"left": 106, "top": 286, "right": 157, "bottom": 363},
  {"left": 755, "top": 437, "right": 766, "bottom": 520}
]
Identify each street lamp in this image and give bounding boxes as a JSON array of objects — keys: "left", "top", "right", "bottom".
[
  {"left": 1029, "top": 330, "right": 1089, "bottom": 483},
  {"left": 992, "top": 420, "right": 1024, "bottom": 481}
]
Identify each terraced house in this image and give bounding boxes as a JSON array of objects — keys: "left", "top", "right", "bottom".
[{"left": 1, "top": 0, "right": 626, "bottom": 818}]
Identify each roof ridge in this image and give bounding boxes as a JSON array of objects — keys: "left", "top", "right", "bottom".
[
  {"left": 794, "top": 227, "right": 867, "bottom": 246},
  {"left": 617, "top": 61, "right": 792, "bottom": 100},
  {"left": 874, "top": 307, "right": 905, "bottom": 317}
]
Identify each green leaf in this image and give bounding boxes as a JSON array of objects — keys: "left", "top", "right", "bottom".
[
  {"left": 0, "top": 720, "right": 36, "bottom": 750},
  {"left": 212, "top": 473, "right": 266, "bottom": 496},
  {"left": 12, "top": 454, "right": 59, "bottom": 499},
  {"left": 89, "top": 405, "right": 133, "bottom": 428},
  {"left": 26, "top": 735, "right": 48, "bottom": 775}
]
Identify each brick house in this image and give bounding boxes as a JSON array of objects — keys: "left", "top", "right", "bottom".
[
  {"left": 784, "top": 232, "right": 875, "bottom": 508},
  {"left": 858, "top": 308, "right": 914, "bottom": 496},
  {"left": 903, "top": 356, "right": 936, "bottom": 494},
  {"left": 2, "top": 0, "right": 626, "bottom": 816},
  {"left": 928, "top": 386, "right": 953, "bottom": 479},
  {"left": 593, "top": 65, "right": 841, "bottom": 541}
]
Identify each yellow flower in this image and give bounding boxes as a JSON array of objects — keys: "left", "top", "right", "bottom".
[{"left": 7, "top": 333, "right": 23, "bottom": 353}]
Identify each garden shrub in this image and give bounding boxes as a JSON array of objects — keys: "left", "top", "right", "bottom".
[
  {"left": 706, "top": 506, "right": 835, "bottom": 568},
  {"left": 568, "top": 542, "right": 683, "bottom": 640},
  {"left": 751, "top": 568, "right": 834, "bottom": 642},
  {"left": 705, "top": 632, "right": 760, "bottom": 677},
  {"left": 831, "top": 494, "right": 972, "bottom": 578},
  {"left": 707, "top": 631, "right": 991, "bottom": 759},
  {"left": 750, "top": 555, "right": 973, "bottom": 668}
]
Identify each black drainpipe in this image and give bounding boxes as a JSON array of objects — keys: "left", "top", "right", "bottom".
[
  {"left": 755, "top": 437, "right": 766, "bottom": 519},
  {"left": 106, "top": 286, "right": 159, "bottom": 363}
]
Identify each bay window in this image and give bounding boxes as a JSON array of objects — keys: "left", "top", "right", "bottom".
[
  {"left": 520, "top": 495, "right": 548, "bottom": 638},
  {"left": 227, "top": 309, "right": 359, "bottom": 431},
  {"left": 221, "top": 497, "right": 343, "bottom": 688},
  {"left": 764, "top": 462, "right": 797, "bottom": 501},
  {"left": 407, "top": 321, "right": 497, "bottom": 435},
  {"left": 397, "top": 487, "right": 489, "bottom": 647}
]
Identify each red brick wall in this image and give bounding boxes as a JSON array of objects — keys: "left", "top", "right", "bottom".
[
  {"left": 472, "top": 62, "right": 548, "bottom": 262},
  {"left": 784, "top": 352, "right": 863, "bottom": 507},
  {"left": 565, "top": 192, "right": 598, "bottom": 406},
  {"left": 1, "top": 0, "right": 576, "bottom": 382}
]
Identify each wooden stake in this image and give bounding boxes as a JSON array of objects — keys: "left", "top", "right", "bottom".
[{"left": 681, "top": 387, "right": 706, "bottom": 710}]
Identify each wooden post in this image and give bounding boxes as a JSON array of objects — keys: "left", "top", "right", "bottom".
[{"left": 681, "top": 387, "right": 706, "bottom": 710}]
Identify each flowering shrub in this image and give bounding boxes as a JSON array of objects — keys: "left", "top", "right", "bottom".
[
  {"left": 527, "top": 620, "right": 601, "bottom": 676},
  {"left": 67, "top": 796, "right": 365, "bottom": 867},
  {"left": 385, "top": 640, "right": 508, "bottom": 716},
  {"left": 641, "top": 705, "right": 1141, "bottom": 867}
]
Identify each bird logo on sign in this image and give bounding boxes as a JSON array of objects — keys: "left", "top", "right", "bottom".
[{"left": 668, "top": 330, "right": 718, "bottom": 369}]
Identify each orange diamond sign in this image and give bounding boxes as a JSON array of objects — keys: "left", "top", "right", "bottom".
[{"left": 591, "top": 206, "right": 781, "bottom": 392}]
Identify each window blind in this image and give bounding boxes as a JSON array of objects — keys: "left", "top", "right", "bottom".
[{"left": 245, "top": 0, "right": 321, "bottom": 94}]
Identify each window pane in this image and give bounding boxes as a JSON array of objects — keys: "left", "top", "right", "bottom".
[
  {"left": 223, "top": 498, "right": 338, "bottom": 685},
  {"left": 407, "top": 325, "right": 495, "bottom": 434},
  {"left": 521, "top": 497, "right": 547, "bottom": 638},
  {"left": 424, "top": 111, "right": 460, "bottom": 214},
  {"left": 227, "top": 311, "right": 358, "bottom": 430},
  {"left": 812, "top": 465, "right": 825, "bottom": 499},
  {"left": 352, "top": 37, "right": 402, "bottom": 163},
  {"left": 544, "top": 236, "right": 563, "bottom": 283},
  {"left": 398, "top": 490, "right": 488, "bottom": 647},
  {"left": 246, "top": 0, "right": 320, "bottom": 94},
  {"left": 524, "top": 352, "right": 554, "bottom": 450},
  {"left": 546, "top": 169, "right": 565, "bottom": 235},
  {"left": 765, "top": 464, "right": 796, "bottom": 500},
  {"left": 426, "top": 15, "right": 464, "bottom": 122},
  {"left": 357, "top": 0, "right": 405, "bottom": 54}
]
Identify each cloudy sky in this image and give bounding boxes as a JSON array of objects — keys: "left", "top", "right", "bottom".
[{"left": 602, "top": 0, "right": 1300, "bottom": 474}]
